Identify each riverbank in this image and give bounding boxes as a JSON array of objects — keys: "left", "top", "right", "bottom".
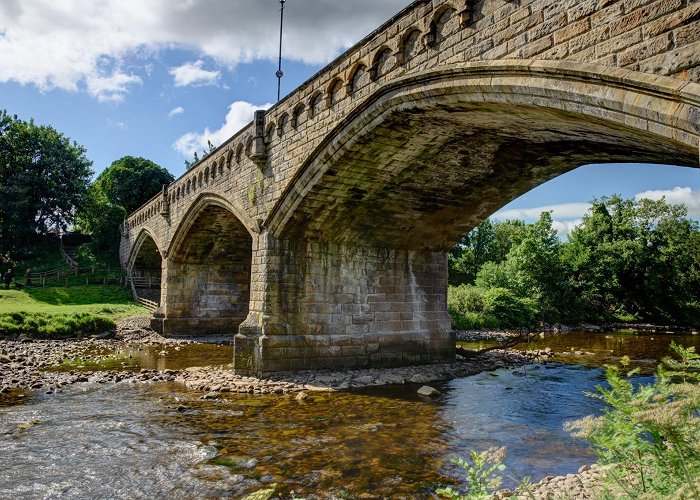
[{"left": 0, "top": 316, "right": 541, "bottom": 397}]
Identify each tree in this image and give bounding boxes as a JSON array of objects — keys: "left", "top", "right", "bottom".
[
  {"left": 92, "top": 156, "right": 174, "bottom": 214},
  {"left": 184, "top": 140, "right": 216, "bottom": 170},
  {"left": 563, "top": 195, "right": 700, "bottom": 323},
  {"left": 0, "top": 110, "right": 93, "bottom": 260},
  {"left": 78, "top": 156, "right": 173, "bottom": 258}
]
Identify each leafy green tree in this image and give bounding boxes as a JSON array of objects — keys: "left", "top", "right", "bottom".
[
  {"left": 91, "top": 156, "right": 173, "bottom": 214},
  {"left": 78, "top": 156, "right": 173, "bottom": 259},
  {"left": 564, "top": 195, "right": 699, "bottom": 323},
  {"left": 475, "top": 212, "right": 573, "bottom": 323},
  {"left": 0, "top": 110, "right": 92, "bottom": 260},
  {"left": 449, "top": 219, "right": 526, "bottom": 286}
]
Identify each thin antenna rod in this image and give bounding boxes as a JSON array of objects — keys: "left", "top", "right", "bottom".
[{"left": 276, "top": 0, "right": 285, "bottom": 102}]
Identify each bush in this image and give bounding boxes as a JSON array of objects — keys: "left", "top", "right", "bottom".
[
  {"left": 482, "top": 288, "right": 537, "bottom": 328},
  {"left": 448, "top": 286, "right": 500, "bottom": 329},
  {"left": 0, "top": 312, "right": 115, "bottom": 338},
  {"left": 565, "top": 343, "right": 700, "bottom": 498}
]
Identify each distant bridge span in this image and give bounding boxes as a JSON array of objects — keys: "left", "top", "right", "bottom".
[{"left": 121, "top": 0, "right": 700, "bottom": 374}]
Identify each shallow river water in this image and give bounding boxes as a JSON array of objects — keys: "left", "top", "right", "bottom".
[{"left": 0, "top": 330, "right": 697, "bottom": 498}]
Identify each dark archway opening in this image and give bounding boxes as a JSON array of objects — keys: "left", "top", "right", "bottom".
[
  {"left": 131, "top": 234, "right": 162, "bottom": 305},
  {"left": 165, "top": 205, "right": 252, "bottom": 337}
]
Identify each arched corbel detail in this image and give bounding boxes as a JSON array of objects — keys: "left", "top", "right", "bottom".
[{"left": 325, "top": 78, "right": 343, "bottom": 107}]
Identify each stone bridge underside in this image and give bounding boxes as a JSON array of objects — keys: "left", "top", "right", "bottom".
[{"left": 121, "top": 0, "right": 700, "bottom": 374}]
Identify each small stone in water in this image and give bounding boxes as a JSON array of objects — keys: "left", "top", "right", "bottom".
[{"left": 417, "top": 386, "right": 440, "bottom": 397}]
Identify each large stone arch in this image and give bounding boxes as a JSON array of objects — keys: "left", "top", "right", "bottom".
[
  {"left": 160, "top": 193, "right": 255, "bottom": 338},
  {"left": 267, "top": 61, "right": 700, "bottom": 250}
]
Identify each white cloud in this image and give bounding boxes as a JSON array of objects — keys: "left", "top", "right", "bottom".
[
  {"left": 169, "top": 60, "right": 219, "bottom": 87},
  {"left": 86, "top": 69, "right": 142, "bottom": 102},
  {"left": 0, "top": 0, "right": 408, "bottom": 101},
  {"left": 493, "top": 202, "right": 591, "bottom": 221},
  {"left": 173, "top": 100, "right": 272, "bottom": 158},
  {"left": 552, "top": 219, "right": 583, "bottom": 238},
  {"left": 635, "top": 186, "right": 700, "bottom": 217},
  {"left": 168, "top": 106, "right": 184, "bottom": 117}
]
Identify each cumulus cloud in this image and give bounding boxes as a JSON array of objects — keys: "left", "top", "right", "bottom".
[
  {"left": 0, "top": 0, "right": 408, "bottom": 100},
  {"left": 168, "top": 106, "right": 184, "bottom": 117},
  {"left": 173, "top": 100, "right": 272, "bottom": 157},
  {"left": 635, "top": 186, "right": 700, "bottom": 217},
  {"left": 169, "top": 60, "right": 219, "bottom": 87},
  {"left": 493, "top": 202, "right": 591, "bottom": 221}
]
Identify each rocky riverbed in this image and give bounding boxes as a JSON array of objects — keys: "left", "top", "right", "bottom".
[
  {"left": 1, "top": 316, "right": 547, "bottom": 396},
  {"left": 0, "top": 316, "right": 610, "bottom": 499}
]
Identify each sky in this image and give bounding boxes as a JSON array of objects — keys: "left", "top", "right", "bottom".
[{"left": 1, "top": 0, "right": 698, "bottom": 237}]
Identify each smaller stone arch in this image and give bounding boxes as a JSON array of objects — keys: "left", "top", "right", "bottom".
[
  {"left": 176, "top": 186, "right": 181, "bottom": 200},
  {"left": 307, "top": 91, "right": 323, "bottom": 119},
  {"left": 347, "top": 63, "right": 369, "bottom": 95},
  {"left": 226, "top": 150, "right": 233, "bottom": 170},
  {"left": 425, "top": 5, "right": 458, "bottom": 47},
  {"left": 276, "top": 112, "right": 289, "bottom": 137},
  {"left": 325, "top": 78, "right": 344, "bottom": 107},
  {"left": 235, "top": 143, "right": 244, "bottom": 163},
  {"left": 186, "top": 179, "right": 191, "bottom": 194},
  {"left": 292, "top": 102, "right": 306, "bottom": 128},
  {"left": 211, "top": 160, "right": 217, "bottom": 179},
  {"left": 204, "top": 165, "right": 210, "bottom": 183},
  {"left": 397, "top": 28, "right": 422, "bottom": 65},
  {"left": 370, "top": 47, "right": 393, "bottom": 81},
  {"left": 265, "top": 122, "right": 275, "bottom": 144},
  {"left": 245, "top": 136, "right": 254, "bottom": 157}
]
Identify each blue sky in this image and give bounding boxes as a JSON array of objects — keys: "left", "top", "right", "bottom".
[{"left": 1, "top": 0, "right": 698, "bottom": 236}]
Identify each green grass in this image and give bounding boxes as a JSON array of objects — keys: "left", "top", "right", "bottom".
[
  {"left": 0, "top": 286, "right": 146, "bottom": 317},
  {"left": 0, "top": 286, "right": 147, "bottom": 338}
]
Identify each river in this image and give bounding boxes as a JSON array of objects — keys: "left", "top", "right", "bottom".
[{"left": 0, "top": 329, "right": 697, "bottom": 498}]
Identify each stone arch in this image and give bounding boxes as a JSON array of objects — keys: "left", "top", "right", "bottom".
[
  {"left": 197, "top": 171, "right": 203, "bottom": 188},
  {"left": 308, "top": 91, "right": 323, "bottom": 118},
  {"left": 370, "top": 46, "right": 393, "bottom": 81},
  {"left": 292, "top": 102, "right": 306, "bottom": 128},
  {"left": 398, "top": 28, "right": 422, "bottom": 65},
  {"left": 326, "top": 77, "right": 344, "bottom": 107},
  {"left": 265, "top": 122, "right": 276, "bottom": 144},
  {"left": 244, "top": 136, "right": 254, "bottom": 157},
  {"left": 425, "top": 4, "right": 458, "bottom": 47},
  {"left": 277, "top": 112, "right": 289, "bottom": 136},
  {"left": 126, "top": 228, "right": 162, "bottom": 306},
  {"left": 164, "top": 193, "right": 255, "bottom": 337},
  {"left": 347, "top": 62, "right": 369, "bottom": 95},
  {"left": 204, "top": 165, "right": 210, "bottom": 182},
  {"left": 235, "top": 143, "right": 244, "bottom": 164},
  {"left": 266, "top": 62, "right": 700, "bottom": 250},
  {"left": 225, "top": 150, "right": 233, "bottom": 170}
]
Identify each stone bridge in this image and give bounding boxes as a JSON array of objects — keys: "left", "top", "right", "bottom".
[{"left": 121, "top": 0, "right": 700, "bottom": 375}]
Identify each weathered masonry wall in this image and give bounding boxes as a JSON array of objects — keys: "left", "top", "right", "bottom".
[
  {"left": 234, "top": 237, "right": 453, "bottom": 373},
  {"left": 120, "top": 0, "right": 700, "bottom": 373}
]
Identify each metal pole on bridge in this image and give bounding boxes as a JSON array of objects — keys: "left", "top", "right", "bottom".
[{"left": 276, "top": 0, "right": 285, "bottom": 102}]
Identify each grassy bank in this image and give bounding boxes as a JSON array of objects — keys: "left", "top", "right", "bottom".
[{"left": 0, "top": 286, "right": 147, "bottom": 338}]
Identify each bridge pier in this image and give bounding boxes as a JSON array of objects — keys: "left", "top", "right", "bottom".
[{"left": 233, "top": 234, "right": 454, "bottom": 375}]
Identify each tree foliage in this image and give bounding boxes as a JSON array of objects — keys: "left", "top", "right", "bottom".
[
  {"left": 448, "top": 195, "right": 700, "bottom": 327},
  {"left": 77, "top": 156, "right": 173, "bottom": 258},
  {"left": 0, "top": 110, "right": 93, "bottom": 260}
]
